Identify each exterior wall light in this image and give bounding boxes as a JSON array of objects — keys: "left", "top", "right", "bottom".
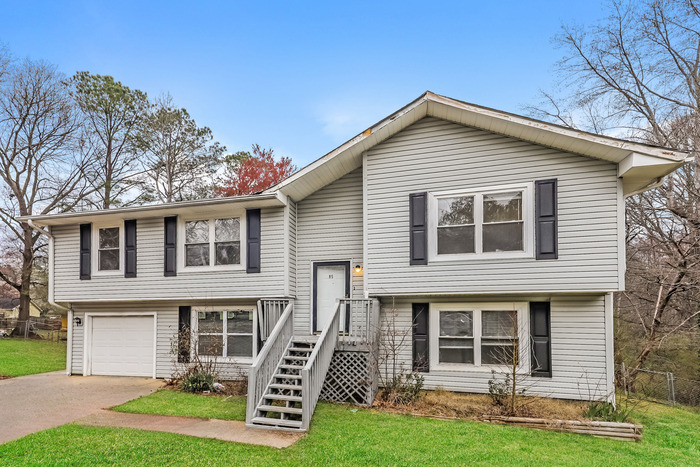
[
  {"left": 354, "top": 264, "right": 363, "bottom": 274},
  {"left": 73, "top": 316, "right": 82, "bottom": 326}
]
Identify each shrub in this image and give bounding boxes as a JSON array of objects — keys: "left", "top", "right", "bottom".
[
  {"left": 379, "top": 372, "right": 424, "bottom": 405},
  {"left": 584, "top": 400, "right": 634, "bottom": 423},
  {"left": 488, "top": 371, "right": 512, "bottom": 407},
  {"left": 180, "top": 368, "right": 217, "bottom": 393}
]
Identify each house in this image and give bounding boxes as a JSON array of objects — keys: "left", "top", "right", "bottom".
[
  {"left": 0, "top": 297, "right": 42, "bottom": 320},
  {"left": 21, "top": 92, "right": 686, "bottom": 431}
]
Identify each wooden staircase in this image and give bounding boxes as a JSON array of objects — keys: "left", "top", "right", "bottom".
[
  {"left": 249, "top": 337, "right": 317, "bottom": 430},
  {"left": 247, "top": 298, "right": 378, "bottom": 432}
]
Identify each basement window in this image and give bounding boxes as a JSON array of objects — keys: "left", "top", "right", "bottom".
[{"left": 194, "top": 308, "right": 254, "bottom": 359}]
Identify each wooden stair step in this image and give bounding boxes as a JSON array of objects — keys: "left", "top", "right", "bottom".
[
  {"left": 292, "top": 337, "right": 318, "bottom": 344},
  {"left": 269, "top": 383, "right": 303, "bottom": 391},
  {"left": 258, "top": 405, "right": 303, "bottom": 415},
  {"left": 251, "top": 416, "right": 303, "bottom": 429},
  {"left": 289, "top": 347, "right": 314, "bottom": 352},
  {"left": 264, "top": 393, "right": 302, "bottom": 402},
  {"left": 279, "top": 364, "right": 304, "bottom": 370},
  {"left": 284, "top": 355, "right": 309, "bottom": 361},
  {"left": 274, "top": 373, "right": 301, "bottom": 380}
]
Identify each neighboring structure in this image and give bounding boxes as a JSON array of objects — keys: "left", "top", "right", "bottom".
[
  {"left": 22, "top": 92, "right": 687, "bottom": 431},
  {"left": 0, "top": 297, "right": 42, "bottom": 320}
]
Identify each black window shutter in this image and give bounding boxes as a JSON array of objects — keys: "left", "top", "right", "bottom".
[
  {"left": 412, "top": 303, "right": 430, "bottom": 372},
  {"left": 530, "top": 301, "right": 552, "bottom": 377},
  {"left": 409, "top": 192, "right": 428, "bottom": 265},
  {"left": 535, "top": 179, "right": 558, "bottom": 260},
  {"left": 124, "top": 219, "right": 137, "bottom": 278},
  {"left": 178, "top": 306, "right": 191, "bottom": 364},
  {"left": 164, "top": 216, "right": 177, "bottom": 277},
  {"left": 246, "top": 209, "right": 261, "bottom": 273},
  {"left": 79, "top": 223, "right": 91, "bottom": 280}
]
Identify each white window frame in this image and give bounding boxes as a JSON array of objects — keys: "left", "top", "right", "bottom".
[
  {"left": 191, "top": 306, "right": 255, "bottom": 363},
  {"left": 429, "top": 302, "right": 530, "bottom": 372},
  {"left": 92, "top": 222, "right": 124, "bottom": 276},
  {"left": 178, "top": 215, "right": 246, "bottom": 272},
  {"left": 429, "top": 182, "right": 534, "bottom": 261}
]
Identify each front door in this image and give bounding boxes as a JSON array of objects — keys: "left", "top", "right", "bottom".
[{"left": 313, "top": 261, "right": 350, "bottom": 333}]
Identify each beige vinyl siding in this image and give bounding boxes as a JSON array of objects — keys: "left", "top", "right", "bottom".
[
  {"left": 294, "top": 168, "right": 364, "bottom": 334},
  {"left": 70, "top": 312, "right": 84, "bottom": 375},
  {"left": 365, "top": 117, "right": 622, "bottom": 295},
  {"left": 380, "top": 294, "right": 611, "bottom": 401},
  {"left": 68, "top": 301, "right": 255, "bottom": 379},
  {"left": 53, "top": 208, "right": 286, "bottom": 302},
  {"left": 287, "top": 200, "right": 297, "bottom": 297}
]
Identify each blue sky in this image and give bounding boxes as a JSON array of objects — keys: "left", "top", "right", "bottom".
[{"left": 1, "top": 1, "right": 606, "bottom": 167}]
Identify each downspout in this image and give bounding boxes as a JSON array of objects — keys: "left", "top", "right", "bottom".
[{"left": 26, "top": 219, "right": 73, "bottom": 375}]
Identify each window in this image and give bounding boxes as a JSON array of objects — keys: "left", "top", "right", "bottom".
[
  {"left": 195, "top": 308, "right": 254, "bottom": 359},
  {"left": 430, "top": 302, "right": 528, "bottom": 370},
  {"left": 431, "top": 184, "right": 532, "bottom": 259},
  {"left": 92, "top": 226, "right": 121, "bottom": 273},
  {"left": 184, "top": 217, "right": 241, "bottom": 268}
]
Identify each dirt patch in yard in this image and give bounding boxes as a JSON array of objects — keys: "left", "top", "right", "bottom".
[
  {"left": 373, "top": 389, "right": 588, "bottom": 421},
  {"left": 0, "top": 374, "right": 11, "bottom": 380}
]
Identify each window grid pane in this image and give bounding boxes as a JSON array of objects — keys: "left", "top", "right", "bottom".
[
  {"left": 185, "top": 220, "right": 209, "bottom": 244},
  {"left": 98, "top": 228, "right": 120, "bottom": 271},
  {"left": 483, "top": 192, "right": 522, "bottom": 223},
  {"left": 186, "top": 244, "right": 210, "bottom": 266},
  {"left": 215, "top": 218, "right": 240, "bottom": 242},
  {"left": 215, "top": 241, "right": 240, "bottom": 265},
  {"left": 438, "top": 196, "right": 474, "bottom": 226}
]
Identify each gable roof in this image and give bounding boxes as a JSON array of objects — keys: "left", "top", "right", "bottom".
[{"left": 269, "top": 91, "right": 688, "bottom": 200}]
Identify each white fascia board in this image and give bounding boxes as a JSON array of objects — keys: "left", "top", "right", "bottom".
[
  {"left": 20, "top": 193, "right": 285, "bottom": 227},
  {"left": 426, "top": 93, "right": 687, "bottom": 162},
  {"left": 269, "top": 97, "right": 430, "bottom": 199}
]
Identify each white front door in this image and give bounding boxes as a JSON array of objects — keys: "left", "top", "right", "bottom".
[
  {"left": 314, "top": 263, "right": 348, "bottom": 333},
  {"left": 89, "top": 315, "right": 154, "bottom": 377}
]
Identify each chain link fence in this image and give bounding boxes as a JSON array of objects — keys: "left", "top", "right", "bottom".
[
  {"left": 0, "top": 316, "right": 66, "bottom": 341},
  {"left": 617, "top": 363, "right": 700, "bottom": 407}
]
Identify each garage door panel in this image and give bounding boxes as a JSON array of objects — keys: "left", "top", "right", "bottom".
[{"left": 90, "top": 316, "right": 154, "bottom": 377}]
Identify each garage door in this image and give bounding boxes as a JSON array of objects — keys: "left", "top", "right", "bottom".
[{"left": 90, "top": 316, "right": 154, "bottom": 377}]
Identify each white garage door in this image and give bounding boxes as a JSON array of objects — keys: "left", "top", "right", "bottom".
[{"left": 90, "top": 316, "right": 154, "bottom": 377}]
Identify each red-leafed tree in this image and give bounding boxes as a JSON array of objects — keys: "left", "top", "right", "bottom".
[{"left": 217, "top": 144, "right": 296, "bottom": 196}]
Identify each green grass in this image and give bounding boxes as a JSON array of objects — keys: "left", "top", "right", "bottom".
[
  {"left": 113, "top": 390, "right": 247, "bottom": 421},
  {"left": 1, "top": 390, "right": 699, "bottom": 465},
  {"left": 0, "top": 338, "right": 66, "bottom": 377}
]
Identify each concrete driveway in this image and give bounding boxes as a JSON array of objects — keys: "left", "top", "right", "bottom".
[{"left": 0, "top": 371, "right": 162, "bottom": 444}]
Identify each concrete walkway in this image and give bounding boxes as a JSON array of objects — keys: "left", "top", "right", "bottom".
[
  {"left": 0, "top": 371, "right": 162, "bottom": 444},
  {"left": 77, "top": 410, "right": 303, "bottom": 448}
]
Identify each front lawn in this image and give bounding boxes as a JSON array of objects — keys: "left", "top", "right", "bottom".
[
  {"left": 113, "top": 390, "right": 247, "bottom": 421},
  {"left": 0, "top": 339, "right": 66, "bottom": 377},
  {"left": 1, "top": 390, "right": 699, "bottom": 465}
]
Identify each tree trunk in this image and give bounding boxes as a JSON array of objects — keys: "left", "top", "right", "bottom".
[{"left": 12, "top": 226, "right": 34, "bottom": 337}]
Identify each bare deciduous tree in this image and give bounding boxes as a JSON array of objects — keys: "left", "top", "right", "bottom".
[
  {"left": 0, "top": 58, "right": 94, "bottom": 332},
  {"left": 530, "top": 0, "right": 700, "bottom": 385}
]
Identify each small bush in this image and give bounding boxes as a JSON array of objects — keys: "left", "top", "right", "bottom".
[
  {"left": 584, "top": 400, "right": 634, "bottom": 422},
  {"left": 180, "top": 369, "right": 216, "bottom": 393},
  {"left": 488, "top": 371, "right": 512, "bottom": 406},
  {"left": 380, "top": 372, "right": 425, "bottom": 405}
]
